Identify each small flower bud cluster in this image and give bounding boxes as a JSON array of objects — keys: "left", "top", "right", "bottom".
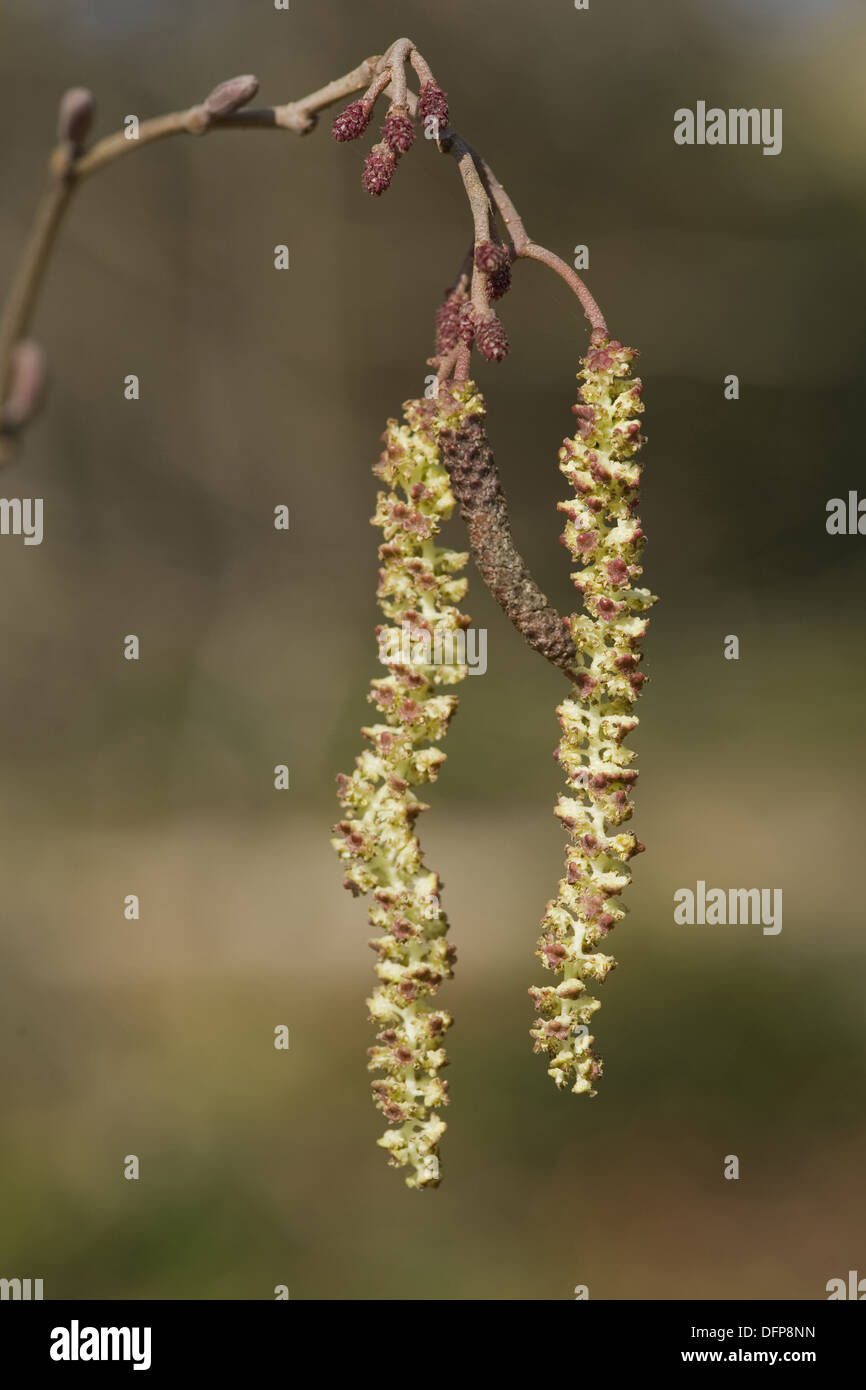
[
  {"left": 332, "top": 98, "right": 373, "bottom": 142},
  {"left": 434, "top": 294, "right": 509, "bottom": 364},
  {"left": 530, "top": 336, "right": 655, "bottom": 1095},
  {"left": 333, "top": 92, "right": 420, "bottom": 197},
  {"left": 473, "top": 242, "right": 511, "bottom": 303},
  {"left": 417, "top": 82, "right": 449, "bottom": 132},
  {"left": 434, "top": 288, "right": 468, "bottom": 356},
  {"left": 333, "top": 384, "right": 483, "bottom": 1188},
  {"left": 474, "top": 313, "right": 509, "bottom": 362}
]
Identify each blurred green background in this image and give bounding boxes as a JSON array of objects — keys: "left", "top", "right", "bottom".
[{"left": 0, "top": 0, "right": 864, "bottom": 1300}]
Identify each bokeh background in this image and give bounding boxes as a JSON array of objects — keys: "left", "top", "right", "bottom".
[{"left": 0, "top": 0, "right": 864, "bottom": 1300}]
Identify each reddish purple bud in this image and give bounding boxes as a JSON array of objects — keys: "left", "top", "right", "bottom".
[
  {"left": 475, "top": 314, "right": 509, "bottom": 362},
  {"left": 596, "top": 596, "right": 621, "bottom": 620},
  {"left": 1, "top": 341, "right": 46, "bottom": 431},
  {"left": 473, "top": 240, "right": 510, "bottom": 274},
  {"left": 435, "top": 291, "right": 464, "bottom": 354},
  {"left": 457, "top": 302, "right": 476, "bottom": 346},
  {"left": 581, "top": 893, "right": 606, "bottom": 918},
  {"left": 382, "top": 104, "right": 415, "bottom": 154},
  {"left": 57, "top": 88, "right": 95, "bottom": 145},
  {"left": 363, "top": 141, "right": 397, "bottom": 195},
  {"left": 487, "top": 261, "right": 512, "bottom": 301},
  {"left": 586, "top": 346, "right": 614, "bottom": 372},
  {"left": 416, "top": 82, "right": 449, "bottom": 131},
  {"left": 204, "top": 74, "right": 259, "bottom": 118},
  {"left": 606, "top": 557, "right": 629, "bottom": 586},
  {"left": 542, "top": 941, "right": 568, "bottom": 966},
  {"left": 332, "top": 98, "right": 372, "bottom": 142}
]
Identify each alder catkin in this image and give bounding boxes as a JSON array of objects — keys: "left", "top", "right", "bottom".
[
  {"left": 332, "top": 385, "right": 481, "bottom": 1188},
  {"left": 529, "top": 336, "right": 655, "bottom": 1094}
]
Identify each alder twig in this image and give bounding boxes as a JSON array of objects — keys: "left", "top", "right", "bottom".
[
  {"left": 0, "top": 55, "right": 382, "bottom": 456},
  {"left": 0, "top": 37, "right": 614, "bottom": 679}
]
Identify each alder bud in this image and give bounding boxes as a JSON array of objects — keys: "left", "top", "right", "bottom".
[
  {"left": 382, "top": 104, "right": 416, "bottom": 155},
  {"left": 487, "top": 262, "right": 512, "bottom": 302},
  {"left": 473, "top": 241, "right": 510, "bottom": 275},
  {"left": 475, "top": 313, "right": 509, "bottom": 362},
  {"left": 417, "top": 82, "right": 449, "bottom": 130},
  {"left": 332, "top": 98, "right": 373, "bottom": 142},
  {"left": 363, "top": 142, "right": 397, "bottom": 196},
  {"left": 1, "top": 341, "right": 46, "bottom": 431},
  {"left": 57, "top": 88, "right": 95, "bottom": 146},
  {"left": 203, "top": 74, "right": 259, "bottom": 118},
  {"left": 435, "top": 291, "right": 465, "bottom": 354},
  {"left": 457, "top": 303, "right": 475, "bottom": 346}
]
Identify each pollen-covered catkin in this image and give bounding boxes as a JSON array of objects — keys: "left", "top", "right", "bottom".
[
  {"left": 332, "top": 384, "right": 482, "bottom": 1187},
  {"left": 530, "top": 335, "right": 656, "bottom": 1095}
]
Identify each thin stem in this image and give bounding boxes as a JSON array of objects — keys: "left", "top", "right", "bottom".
[
  {"left": 475, "top": 149, "right": 607, "bottom": 336},
  {"left": 0, "top": 179, "right": 73, "bottom": 461},
  {"left": 0, "top": 52, "right": 382, "bottom": 448},
  {"left": 77, "top": 55, "right": 381, "bottom": 180},
  {"left": 0, "top": 39, "right": 614, "bottom": 679},
  {"left": 386, "top": 40, "right": 411, "bottom": 109}
]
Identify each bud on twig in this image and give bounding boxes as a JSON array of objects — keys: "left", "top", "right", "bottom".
[
  {"left": 1, "top": 341, "right": 46, "bottom": 432},
  {"left": 417, "top": 82, "right": 449, "bottom": 131},
  {"left": 363, "top": 141, "right": 397, "bottom": 196},
  {"left": 475, "top": 313, "right": 509, "bottom": 362},
  {"left": 457, "top": 303, "right": 475, "bottom": 346},
  {"left": 203, "top": 74, "right": 260, "bottom": 118},
  {"left": 57, "top": 88, "right": 95, "bottom": 146},
  {"left": 487, "top": 261, "right": 512, "bottom": 302},
  {"left": 332, "top": 98, "right": 373, "bottom": 142},
  {"left": 435, "top": 290, "right": 466, "bottom": 355},
  {"left": 382, "top": 104, "right": 415, "bottom": 155},
  {"left": 473, "top": 241, "right": 509, "bottom": 275}
]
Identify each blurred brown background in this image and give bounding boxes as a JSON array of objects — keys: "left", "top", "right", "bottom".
[{"left": 0, "top": 0, "right": 864, "bottom": 1300}]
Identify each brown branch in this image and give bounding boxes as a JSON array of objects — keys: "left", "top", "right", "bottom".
[
  {"left": 397, "top": 79, "right": 607, "bottom": 337},
  {"left": 457, "top": 143, "right": 606, "bottom": 336},
  {"left": 0, "top": 55, "right": 382, "bottom": 462},
  {"left": 0, "top": 38, "right": 610, "bottom": 679},
  {"left": 74, "top": 56, "right": 381, "bottom": 178}
]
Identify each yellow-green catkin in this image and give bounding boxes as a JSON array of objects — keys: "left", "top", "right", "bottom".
[
  {"left": 530, "top": 336, "right": 656, "bottom": 1094},
  {"left": 333, "top": 384, "right": 482, "bottom": 1187}
]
